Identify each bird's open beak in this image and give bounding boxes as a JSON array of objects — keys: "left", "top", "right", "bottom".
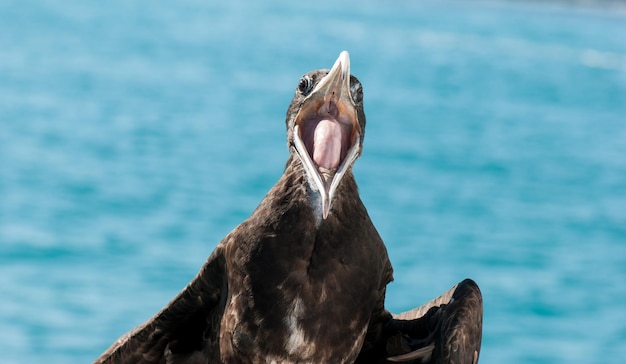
[{"left": 293, "top": 51, "right": 361, "bottom": 219}]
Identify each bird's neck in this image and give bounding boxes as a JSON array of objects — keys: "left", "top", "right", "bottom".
[
  {"left": 282, "top": 155, "right": 360, "bottom": 224},
  {"left": 244, "top": 155, "right": 363, "bottom": 238}
]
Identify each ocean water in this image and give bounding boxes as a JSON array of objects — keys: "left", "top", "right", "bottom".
[{"left": 1, "top": 0, "right": 625, "bottom": 362}]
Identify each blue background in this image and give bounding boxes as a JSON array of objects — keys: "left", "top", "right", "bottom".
[{"left": 1, "top": 0, "right": 625, "bottom": 362}]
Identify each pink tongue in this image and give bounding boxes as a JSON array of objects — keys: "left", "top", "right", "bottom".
[{"left": 313, "top": 119, "right": 342, "bottom": 170}]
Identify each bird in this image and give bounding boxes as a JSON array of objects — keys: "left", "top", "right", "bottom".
[{"left": 94, "top": 51, "right": 483, "bottom": 364}]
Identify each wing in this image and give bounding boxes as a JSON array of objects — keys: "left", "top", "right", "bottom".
[
  {"left": 94, "top": 246, "right": 227, "bottom": 364},
  {"left": 359, "top": 279, "right": 483, "bottom": 364}
]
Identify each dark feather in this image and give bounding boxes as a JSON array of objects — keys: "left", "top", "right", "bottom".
[
  {"left": 94, "top": 53, "right": 482, "bottom": 364},
  {"left": 95, "top": 248, "right": 226, "bottom": 364}
]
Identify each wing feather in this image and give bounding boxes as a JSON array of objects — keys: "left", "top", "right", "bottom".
[
  {"left": 386, "top": 278, "right": 483, "bottom": 364},
  {"left": 358, "top": 279, "right": 482, "bottom": 363},
  {"left": 94, "top": 246, "right": 227, "bottom": 364}
]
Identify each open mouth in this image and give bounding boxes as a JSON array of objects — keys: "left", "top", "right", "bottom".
[
  {"left": 298, "top": 100, "right": 357, "bottom": 181},
  {"left": 292, "top": 51, "right": 361, "bottom": 219}
]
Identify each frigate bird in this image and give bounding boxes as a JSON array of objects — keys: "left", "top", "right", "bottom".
[{"left": 95, "top": 51, "right": 482, "bottom": 364}]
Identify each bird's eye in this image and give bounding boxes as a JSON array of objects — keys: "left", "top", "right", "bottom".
[
  {"left": 298, "top": 75, "right": 313, "bottom": 95},
  {"left": 350, "top": 82, "right": 363, "bottom": 103}
]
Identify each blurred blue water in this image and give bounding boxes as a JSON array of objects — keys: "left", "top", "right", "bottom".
[{"left": 1, "top": 0, "right": 625, "bottom": 363}]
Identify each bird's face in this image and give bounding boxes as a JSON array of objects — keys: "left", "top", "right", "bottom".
[{"left": 286, "top": 51, "right": 365, "bottom": 219}]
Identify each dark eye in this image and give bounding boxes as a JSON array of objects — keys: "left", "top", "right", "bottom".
[
  {"left": 298, "top": 75, "right": 314, "bottom": 95},
  {"left": 350, "top": 81, "right": 363, "bottom": 103}
]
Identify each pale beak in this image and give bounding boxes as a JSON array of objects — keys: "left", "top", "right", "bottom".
[{"left": 293, "top": 51, "right": 361, "bottom": 219}]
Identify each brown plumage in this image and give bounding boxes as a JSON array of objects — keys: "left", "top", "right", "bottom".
[{"left": 95, "top": 51, "right": 482, "bottom": 364}]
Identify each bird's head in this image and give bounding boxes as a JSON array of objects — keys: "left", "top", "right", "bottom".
[{"left": 286, "top": 51, "right": 365, "bottom": 220}]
